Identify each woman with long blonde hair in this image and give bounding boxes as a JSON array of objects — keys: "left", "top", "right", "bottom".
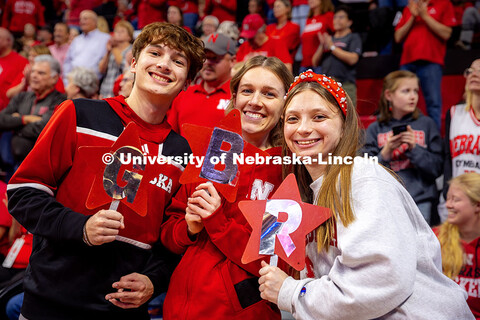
[
  {"left": 436, "top": 172, "right": 480, "bottom": 318},
  {"left": 161, "top": 56, "right": 293, "bottom": 320},
  {"left": 444, "top": 59, "right": 480, "bottom": 199},
  {"left": 258, "top": 70, "right": 473, "bottom": 319}
]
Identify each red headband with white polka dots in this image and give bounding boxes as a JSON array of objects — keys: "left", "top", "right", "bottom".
[{"left": 287, "top": 70, "right": 347, "bottom": 117}]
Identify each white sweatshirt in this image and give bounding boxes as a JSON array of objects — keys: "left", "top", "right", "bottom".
[{"left": 278, "top": 157, "right": 473, "bottom": 320}]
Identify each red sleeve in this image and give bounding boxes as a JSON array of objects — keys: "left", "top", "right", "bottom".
[
  {"left": 272, "top": 39, "right": 292, "bottom": 64},
  {"left": 55, "top": 77, "right": 65, "bottom": 93},
  {"left": 10, "top": 99, "right": 77, "bottom": 191},
  {"left": 160, "top": 183, "right": 197, "bottom": 255},
  {"left": 0, "top": 182, "right": 11, "bottom": 228},
  {"left": 439, "top": 0, "right": 457, "bottom": 27},
  {"left": 203, "top": 0, "right": 212, "bottom": 16},
  {"left": 8, "top": 99, "right": 90, "bottom": 243},
  {"left": 326, "top": 11, "right": 334, "bottom": 34},
  {"left": 236, "top": 43, "right": 247, "bottom": 63},
  {"left": 148, "top": 0, "right": 168, "bottom": 8},
  {"left": 202, "top": 202, "right": 265, "bottom": 276},
  {"left": 1, "top": 0, "right": 10, "bottom": 28},
  {"left": 10, "top": 72, "right": 25, "bottom": 92},
  {"left": 36, "top": 0, "right": 45, "bottom": 27},
  {"left": 113, "top": 74, "right": 123, "bottom": 97},
  {"left": 395, "top": 7, "right": 411, "bottom": 31},
  {"left": 166, "top": 95, "right": 181, "bottom": 134},
  {"left": 218, "top": 0, "right": 236, "bottom": 11}
]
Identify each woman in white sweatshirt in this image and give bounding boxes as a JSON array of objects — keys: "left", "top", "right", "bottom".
[{"left": 258, "top": 70, "right": 474, "bottom": 320}]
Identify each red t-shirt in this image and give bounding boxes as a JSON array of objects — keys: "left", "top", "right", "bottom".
[
  {"left": 433, "top": 227, "right": 480, "bottom": 318},
  {"left": 168, "top": 0, "right": 198, "bottom": 14},
  {"left": 11, "top": 69, "right": 66, "bottom": 95},
  {"left": 167, "top": 79, "right": 231, "bottom": 137},
  {"left": 0, "top": 51, "right": 29, "bottom": 110},
  {"left": 203, "top": 0, "right": 236, "bottom": 22},
  {"left": 236, "top": 38, "right": 293, "bottom": 65},
  {"left": 395, "top": 0, "right": 456, "bottom": 66},
  {"left": 456, "top": 237, "right": 480, "bottom": 318},
  {"left": 0, "top": 181, "right": 11, "bottom": 257},
  {"left": 266, "top": 21, "right": 301, "bottom": 61},
  {"left": 133, "top": 0, "right": 167, "bottom": 29},
  {"left": 292, "top": 0, "right": 308, "bottom": 5},
  {"left": 65, "top": 0, "right": 102, "bottom": 26},
  {"left": 1, "top": 0, "right": 45, "bottom": 33},
  {"left": 301, "top": 12, "right": 334, "bottom": 67}
]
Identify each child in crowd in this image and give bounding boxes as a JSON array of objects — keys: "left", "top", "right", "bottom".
[
  {"left": 258, "top": 70, "right": 473, "bottom": 319},
  {"left": 435, "top": 172, "right": 480, "bottom": 318},
  {"left": 363, "top": 70, "right": 443, "bottom": 224}
]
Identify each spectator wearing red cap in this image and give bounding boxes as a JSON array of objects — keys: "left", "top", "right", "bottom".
[
  {"left": 168, "top": 32, "right": 236, "bottom": 136},
  {"left": 237, "top": 14, "right": 292, "bottom": 72}
]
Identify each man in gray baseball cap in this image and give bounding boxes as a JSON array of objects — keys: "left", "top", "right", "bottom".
[{"left": 167, "top": 32, "right": 237, "bottom": 136}]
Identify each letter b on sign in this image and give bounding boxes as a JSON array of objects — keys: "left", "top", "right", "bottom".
[{"left": 200, "top": 127, "right": 243, "bottom": 184}]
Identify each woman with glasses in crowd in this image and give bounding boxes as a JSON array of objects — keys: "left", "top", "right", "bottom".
[{"left": 443, "top": 59, "right": 480, "bottom": 203}]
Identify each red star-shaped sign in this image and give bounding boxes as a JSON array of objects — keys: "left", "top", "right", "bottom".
[
  {"left": 180, "top": 109, "right": 267, "bottom": 202},
  {"left": 77, "top": 122, "right": 152, "bottom": 216},
  {"left": 240, "top": 174, "right": 331, "bottom": 271}
]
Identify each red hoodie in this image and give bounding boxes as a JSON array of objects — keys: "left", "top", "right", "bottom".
[{"left": 161, "top": 147, "right": 284, "bottom": 320}]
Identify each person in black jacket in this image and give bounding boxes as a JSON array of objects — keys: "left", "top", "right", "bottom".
[
  {"left": 6, "top": 23, "right": 205, "bottom": 320},
  {"left": 0, "top": 54, "right": 66, "bottom": 169}
]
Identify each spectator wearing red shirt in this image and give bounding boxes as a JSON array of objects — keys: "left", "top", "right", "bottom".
[
  {"left": 292, "top": 0, "right": 310, "bottom": 63},
  {"left": 167, "top": 5, "right": 192, "bottom": 33},
  {"left": 65, "top": 0, "right": 102, "bottom": 28},
  {"left": 203, "top": 0, "right": 236, "bottom": 23},
  {"left": 48, "top": 22, "right": 70, "bottom": 72},
  {"left": 200, "top": 15, "right": 219, "bottom": 40},
  {"left": 0, "top": 28, "right": 29, "bottom": 111},
  {"left": 1, "top": 0, "right": 45, "bottom": 38},
  {"left": 266, "top": 0, "right": 300, "bottom": 62},
  {"left": 237, "top": 13, "right": 292, "bottom": 72},
  {"left": 133, "top": 0, "right": 167, "bottom": 29},
  {"left": 0, "top": 181, "right": 32, "bottom": 320},
  {"left": 394, "top": 0, "right": 456, "bottom": 129},
  {"left": 168, "top": 32, "right": 236, "bottom": 136},
  {"left": 300, "top": 0, "right": 334, "bottom": 73}
]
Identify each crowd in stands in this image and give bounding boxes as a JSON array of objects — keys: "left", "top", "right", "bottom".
[{"left": 0, "top": 0, "right": 479, "bottom": 319}]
